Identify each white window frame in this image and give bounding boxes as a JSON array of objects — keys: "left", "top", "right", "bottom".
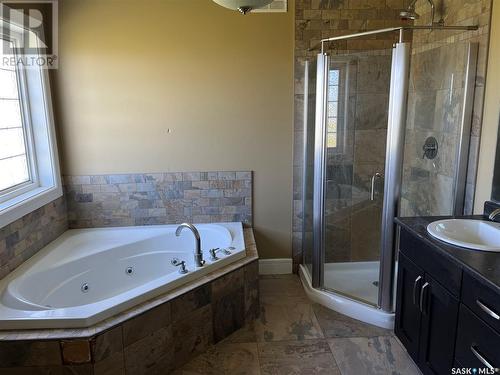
[
  {"left": 0, "top": 13, "right": 62, "bottom": 228},
  {"left": 326, "top": 60, "right": 351, "bottom": 158}
]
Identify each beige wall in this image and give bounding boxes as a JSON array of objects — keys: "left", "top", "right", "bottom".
[
  {"left": 474, "top": 1, "right": 500, "bottom": 212},
  {"left": 54, "top": 0, "right": 295, "bottom": 259}
]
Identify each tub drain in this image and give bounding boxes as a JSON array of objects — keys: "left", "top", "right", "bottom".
[{"left": 81, "top": 283, "right": 90, "bottom": 293}]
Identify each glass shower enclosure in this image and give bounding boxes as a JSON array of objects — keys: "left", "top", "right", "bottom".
[{"left": 301, "top": 33, "right": 478, "bottom": 328}]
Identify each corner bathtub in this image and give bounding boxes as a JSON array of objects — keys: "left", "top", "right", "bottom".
[{"left": 0, "top": 222, "right": 246, "bottom": 330}]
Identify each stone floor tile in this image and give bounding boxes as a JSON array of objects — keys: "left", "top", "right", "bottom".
[
  {"left": 172, "top": 342, "right": 260, "bottom": 375},
  {"left": 258, "top": 339, "right": 341, "bottom": 375},
  {"left": 259, "top": 292, "right": 311, "bottom": 306},
  {"left": 259, "top": 275, "right": 306, "bottom": 297},
  {"left": 255, "top": 301, "right": 324, "bottom": 342},
  {"left": 312, "top": 304, "right": 392, "bottom": 338},
  {"left": 221, "top": 321, "right": 258, "bottom": 344},
  {"left": 327, "top": 336, "right": 421, "bottom": 375}
]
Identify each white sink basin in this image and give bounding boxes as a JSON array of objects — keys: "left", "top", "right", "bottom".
[{"left": 427, "top": 219, "right": 500, "bottom": 252}]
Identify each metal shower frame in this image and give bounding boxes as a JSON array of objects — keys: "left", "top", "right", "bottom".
[
  {"left": 309, "top": 24, "right": 479, "bottom": 313},
  {"left": 318, "top": 25, "right": 478, "bottom": 53}
]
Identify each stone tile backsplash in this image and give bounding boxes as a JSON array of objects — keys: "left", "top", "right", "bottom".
[
  {"left": 0, "top": 197, "right": 68, "bottom": 280},
  {"left": 65, "top": 171, "right": 253, "bottom": 229},
  {"left": 0, "top": 171, "right": 252, "bottom": 281}
]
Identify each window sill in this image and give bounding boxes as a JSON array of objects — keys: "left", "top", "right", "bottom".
[{"left": 0, "top": 184, "right": 63, "bottom": 228}]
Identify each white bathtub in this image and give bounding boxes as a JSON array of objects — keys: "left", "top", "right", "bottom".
[{"left": 0, "top": 222, "right": 246, "bottom": 330}]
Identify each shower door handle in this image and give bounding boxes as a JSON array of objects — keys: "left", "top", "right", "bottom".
[{"left": 370, "top": 173, "right": 384, "bottom": 201}]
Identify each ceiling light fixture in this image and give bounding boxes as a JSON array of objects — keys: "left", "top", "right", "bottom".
[{"left": 212, "top": 0, "right": 274, "bottom": 14}]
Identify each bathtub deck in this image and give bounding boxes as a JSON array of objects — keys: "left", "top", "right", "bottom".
[{"left": 0, "top": 228, "right": 258, "bottom": 341}]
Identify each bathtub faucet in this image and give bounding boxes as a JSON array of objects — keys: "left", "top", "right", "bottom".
[{"left": 175, "top": 223, "right": 205, "bottom": 268}]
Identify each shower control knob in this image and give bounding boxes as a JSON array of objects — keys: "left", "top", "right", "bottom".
[{"left": 422, "top": 137, "right": 438, "bottom": 160}]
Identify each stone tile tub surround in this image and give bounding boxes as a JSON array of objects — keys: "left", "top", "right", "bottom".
[
  {"left": 0, "top": 222, "right": 246, "bottom": 330},
  {"left": 0, "top": 229, "right": 259, "bottom": 375},
  {"left": 65, "top": 171, "right": 253, "bottom": 229},
  {"left": 0, "top": 197, "right": 68, "bottom": 281}
]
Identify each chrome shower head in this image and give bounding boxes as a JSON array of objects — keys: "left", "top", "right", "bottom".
[
  {"left": 399, "top": 0, "right": 438, "bottom": 25},
  {"left": 399, "top": 8, "right": 420, "bottom": 20}
]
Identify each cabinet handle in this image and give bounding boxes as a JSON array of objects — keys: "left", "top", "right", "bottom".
[
  {"left": 413, "top": 276, "right": 423, "bottom": 306},
  {"left": 419, "top": 282, "right": 430, "bottom": 314},
  {"left": 476, "top": 300, "right": 500, "bottom": 320},
  {"left": 470, "top": 345, "right": 494, "bottom": 370}
]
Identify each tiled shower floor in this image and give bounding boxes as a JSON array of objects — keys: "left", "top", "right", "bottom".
[
  {"left": 323, "top": 262, "right": 380, "bottom": 306},
  {"left": 173, "top": 274, "right": 420, "bottom": 375}
]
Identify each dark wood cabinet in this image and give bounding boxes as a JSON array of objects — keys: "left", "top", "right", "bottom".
[
  {"left": 395, "top": 251, "right": 459, "bottom": 374},
  {"left": 395, "top": 227, "right": 500, "bottom": 374},
  {"left": 418, "top": 275, "right": 459, "bottom": 375},
  {"left": 455, "top": 304, "right": 500, "bottom": 369},
  {"left": 395, "top": 253, "right": 423, "bottom": 362}
]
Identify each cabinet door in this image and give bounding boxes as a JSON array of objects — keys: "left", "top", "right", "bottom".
[
  {"left": 455, "top": 304, "right": 500, "bottom": 370},
  {"left": 395, "top": 252, "right": 424, "bottom": 362},
  {"left": 418, "top": 275, "right": 459, "bottom": 375}
]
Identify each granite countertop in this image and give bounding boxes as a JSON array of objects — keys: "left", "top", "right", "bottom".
[{"left": 395, "top": 215, "right": 500, "bottom": 292}]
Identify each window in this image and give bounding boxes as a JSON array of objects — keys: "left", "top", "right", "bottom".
[
  {"left": 0, "top": 17, "right": 62, "bottom": 227},
  {"left": 327, "top": 69, "right": 340, "bottom": 149},
  {"left": 0, "top": 41, "right": 34, "bottom": 196}
]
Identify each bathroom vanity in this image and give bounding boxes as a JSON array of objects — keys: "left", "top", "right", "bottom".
[{"left": 394, "top": 206, "right": 500, "bottom": 374}]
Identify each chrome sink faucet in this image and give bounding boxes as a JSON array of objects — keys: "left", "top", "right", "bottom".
[
  {"left": 488, "top": 208, "right": 500, "bottom": 222},
  {"left": 175, "top": 223, "right": 205, "bottom": 267}
]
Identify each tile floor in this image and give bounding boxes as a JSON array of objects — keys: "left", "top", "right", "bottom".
[{"left": 173, "top": 274, "right": 421, "bottom": 375}]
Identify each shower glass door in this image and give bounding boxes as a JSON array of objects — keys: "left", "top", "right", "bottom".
[
  {"left": 401, "top": 42, "right": 478, "bottom": 217},
  {"left": 320, "top": 49, "right": 394, "bottom": 306}
]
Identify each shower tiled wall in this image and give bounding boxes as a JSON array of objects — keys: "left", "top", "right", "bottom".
[
  {"left": 293, "top": 0, "right": 407, "bottom": 272},
  {"left": 65, "top": 171, "right": 253, "bottom": 229},
  {"left": 404, "top": 0, "right": 493, "bottom": 215},
  {"left": 293, "top": 0, "right": 493, "bottom": 272},
  {"left": 401, "top": 43, "right": 472, "bottom": 216},
  {"left": 0, "top": 197, "right": 68, "bottom": 280}
]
